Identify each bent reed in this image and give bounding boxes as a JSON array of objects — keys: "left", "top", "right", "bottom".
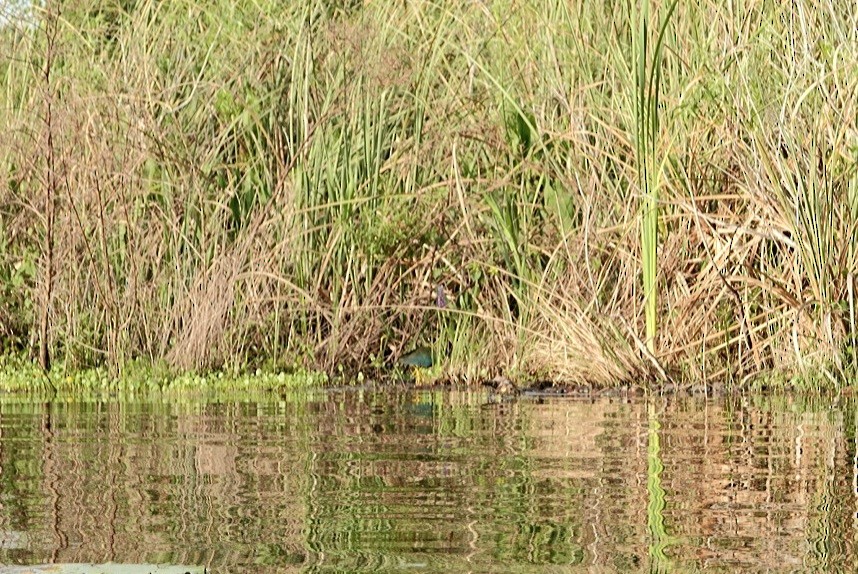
[{"left": 0, "top": 0, "right": 856, "bottom": 388}]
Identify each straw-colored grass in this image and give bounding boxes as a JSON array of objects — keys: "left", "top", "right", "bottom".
[{"left": 0, "top": 0, "right": 856, "bottom": 387}]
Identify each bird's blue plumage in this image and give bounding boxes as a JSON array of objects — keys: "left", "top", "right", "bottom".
[{"left": 397, "top": 346, "right": 433, "bottom": 368}]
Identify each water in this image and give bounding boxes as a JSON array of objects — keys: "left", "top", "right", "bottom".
[{"left": 0, "top": 389, "right": 854, "bottom": 573}]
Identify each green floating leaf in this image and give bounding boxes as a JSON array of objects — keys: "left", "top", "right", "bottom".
[{"left": 0, "top": 564, "right": 205, "bottom": 574}]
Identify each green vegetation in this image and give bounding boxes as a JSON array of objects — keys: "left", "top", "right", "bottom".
[
  {"left": 0, "top": 353, "right": 328, "bottom": 396},
  {"left": 0, "top": 0, "right": 856, "bottom": 388}
]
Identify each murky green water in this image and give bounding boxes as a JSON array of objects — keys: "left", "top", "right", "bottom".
[{"left": 0, "top": 389, "right": 855, "bottom": 573}]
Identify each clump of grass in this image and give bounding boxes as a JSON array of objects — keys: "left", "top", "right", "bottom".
[
  {"left": 0, "top": 0, "right": 856, "bottom": 389},
  {"left": 630, "top": 0, "right": 678, "bottom": 354}
]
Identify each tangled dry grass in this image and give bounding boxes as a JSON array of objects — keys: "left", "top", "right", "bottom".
[{"left": 0, "top": 0, "right": 856, "bottom": 387}]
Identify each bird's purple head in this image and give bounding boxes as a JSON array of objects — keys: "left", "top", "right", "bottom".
[{"left": 435, "top": 285, "right": 447, "bottom": 308}]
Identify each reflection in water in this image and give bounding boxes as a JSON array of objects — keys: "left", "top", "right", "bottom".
[{"left": 0, "top": 391, "right": 854, "bottom": 572}]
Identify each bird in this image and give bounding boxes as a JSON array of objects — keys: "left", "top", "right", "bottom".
[
  {"left": 394, "top": 286, "right": 447, "bottom": 382},
  {"left": 396, "top": 346, "right": 436, "bottom": 386},
  {"left": 397, "top": 346, "right": 434, "bottom": 368}
]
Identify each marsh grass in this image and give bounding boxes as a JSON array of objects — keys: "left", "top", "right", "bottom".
[
  {"left": 0, "top": 0, "right": 856, "bottom": 387},
  {"left": 629, "top": 0, "right": 678, "bottom": 355}
]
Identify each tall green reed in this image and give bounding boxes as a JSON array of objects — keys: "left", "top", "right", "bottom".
[{"left": 631, "top": 0, "right": 677, "bottom": 353}]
